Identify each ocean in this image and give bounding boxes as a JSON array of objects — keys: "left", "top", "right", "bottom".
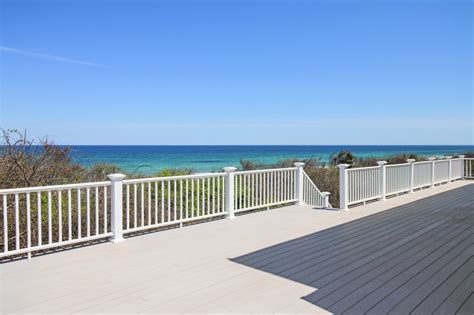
[{"left": 66, "top": 145, "right": 473, "bottom": 174}]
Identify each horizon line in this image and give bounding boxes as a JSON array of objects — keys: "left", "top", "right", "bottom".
[{"left": 50, "top": 144, "right": 474, "bottom": 147}]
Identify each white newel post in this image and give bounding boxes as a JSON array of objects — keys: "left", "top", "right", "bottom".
[
  {"left": 223, "top": 167, "right": 237, "bottom": 219},
  {"left": 407, "top": 159, "right": 416, "bottom": 193},
  {"left": 337, "top": 164, "right": 349, "bottom": 211},
  {"left": 322, "top": 192, "right": 331, "bottom": 208},
  {"left": 459, "top": 155, "right": 465, "bottom": 179},
  {"left": 428, "top": 157, "right": 436, "bottom": 187},
  {"left": 446, "top": 156, "right": 453, "bottom": 182},
  {"left": 377, "top": 161, "right": 388, "bottom": 201},
  {"left": 294, "top": 162, "right": 305, "bottom": 205},
  {"left": 108, "top": 173, "right": 126, "bottom": 243}
]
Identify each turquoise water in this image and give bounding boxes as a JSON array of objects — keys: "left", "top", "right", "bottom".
[{"left": 66, "top": 145, "right": 473, "bottom": 174}]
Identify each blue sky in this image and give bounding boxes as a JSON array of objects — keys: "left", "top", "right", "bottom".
[{"left": 0, "top": 0, "right": 472, "bottom": 145}]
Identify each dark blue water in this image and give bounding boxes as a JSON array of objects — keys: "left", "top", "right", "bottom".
[{"left": 66, "top": 145, "right": 473, "bottom": 174}]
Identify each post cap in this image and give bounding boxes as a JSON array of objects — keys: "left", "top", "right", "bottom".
[
  {"left": 322, "top": 192, "right": 331, "bottom": 196},
  {"left": 407, "top": 159, "right": 416, "bottom": 163},
  {"left": 459, "top": 155, "right": 465, "bottom": 158},
  {"left": 428, "top": 157, "right": 436, "bottom": 161},
  {"left": 223, "top": 167, "right": 237, "bottom": 173},
  {"left": 294, "top": 162, "right": 305, "bottom": 167},
  {"left": 377, "top": 161, "right": 388, "bottom": 166},
  {"left": 107, "top": 173, "right": 126, "bottom": 181},
  {"left": 337, "top": 164, "right": 350, "bottom": 169}
]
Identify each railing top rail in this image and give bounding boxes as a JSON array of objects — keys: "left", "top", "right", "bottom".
[
  {"left": 414, "top": 160, "right": 432, "bottom": 165},
  {"left": 0, "top": 181, "right": 111, "bottom": 195},
  {"left": 385, "top": 163, "right": 410, "bottom": 167},
  {"left": 234, "top": 167, "right": 297, "bottom": 175},
  {"left": 347, "top": 156, "right": 468, "bottom": 171},
  {"left": 0, "top": 166, "right": 301, "bottom": 194},
  {"left": 123, "top": 172, "right": 226, "bottom": 184},
  {"left": 347, "top": 165, "right": 381, "bottom": 171}
]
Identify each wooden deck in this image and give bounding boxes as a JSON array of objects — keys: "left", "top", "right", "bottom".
[{"left": 1, "top": 181, "right": 473, "bottom": 314}]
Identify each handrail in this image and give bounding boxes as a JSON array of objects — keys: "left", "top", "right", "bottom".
[
  {"left": 0, "top": 181, "right": 111, "bottom": 194},
  {"left": 338, "top": 156, "right": 469, "bottom": 209},
  {"left": 234, "top": 167, "right": 297, "bottom": 175},
  {"left": 386, "top": 163, "right": 410, "bottom": 167},
  {"left": 123, "top": 172, "right": 225, "bottom": 184},
  {"left": 347, "top": 165, "right": 380, "bottom": 171}
]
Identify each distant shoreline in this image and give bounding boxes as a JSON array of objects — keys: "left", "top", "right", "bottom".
[
  {"left": 56, "top": 144, "right": 473, "bottom": 147},
  {"left": 60, "top": 145, "right": 474, "bottom": 174}
]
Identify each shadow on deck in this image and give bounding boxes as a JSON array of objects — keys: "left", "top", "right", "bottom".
[{"left": 231, "top": 184, "right": 474, "bottom": 314}]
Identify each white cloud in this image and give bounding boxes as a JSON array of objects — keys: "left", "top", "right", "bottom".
[{"left": 0, "top": 46, "right": 105, "bottom": 67}]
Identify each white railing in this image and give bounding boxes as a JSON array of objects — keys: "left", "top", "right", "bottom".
[
  {"left": 302, "top": 172, "right": 330, "bottom": 208},
  {"left": 451, "top": 158, "right": 463, "bottom": 180},
  {"left": 0, "top": 163, "right": 327, "bottom": 259},
  {"left": 0, "top": 181, "right": 112, "bottom": 259},
  {"left": 385, "top": 163, "right": 411, "bottom": 195},
  {"left": 413, "top": 161, "right": 432, "bottom": 189},
  {"left": 434, "top": 160, "right": 450, "bottom": 184},
  {"left": 233, "top": 168, "right": 297, "bottom": 213},
  {"left": 338, "top": 155, "right": 469, "bottom": 209},
  {"left": 122, "top": 173, "right": 227, "bottom": 235},
  {"left": 464, "top": 158, "right": 474, "bottom": 178},
  {"left": 346, "top": 166, "right": 382, "bottom": 205}
]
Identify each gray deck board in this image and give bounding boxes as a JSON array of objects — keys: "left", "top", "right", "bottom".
[
  {"left": 237, "top": 187, "right": 467, "bottom": 268},
  {"left": 387, "top": 246, "right": 473, "bottom": 314},
  {"left": 238, "top": 187, "right": 467, "bottom": 268},
  {"left": 239, "top": 188, "right": 462, "bottom": 272},
  {"left": 362, "top": 230, "right": 472, "bottom": 314},
  {"left": 314, "top": 223, "right": 469, "bottom": 309},
  {"left": 456, "top": 292, "right": 474, "bottom": 315},
  {"left": 420, "top": 263, "right": 473, "bottom": 315},
  {"left": 246, "top": 188, "right": 464, "bottom": 280},
  {"left": 345, "top": 239, "right": 472, "bottom": 314},
  {"left": 233, "top": 183, "right": 474, "bottom": 315}
]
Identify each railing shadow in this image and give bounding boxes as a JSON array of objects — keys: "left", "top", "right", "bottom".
[{"left": 230, "top": 185, "right": 473, "bottom": 314}]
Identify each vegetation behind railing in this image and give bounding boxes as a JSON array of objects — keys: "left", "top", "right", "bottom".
[{"left": 2, "top": 129, "right": 471, "bottom": 194}]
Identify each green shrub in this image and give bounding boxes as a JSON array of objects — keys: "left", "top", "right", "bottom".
[
  {"left": 330, "top": 151, "right": 354, "bottom": 166},
  {"left": 154, "top": 168, "right": 193, "bottom": 177}
]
